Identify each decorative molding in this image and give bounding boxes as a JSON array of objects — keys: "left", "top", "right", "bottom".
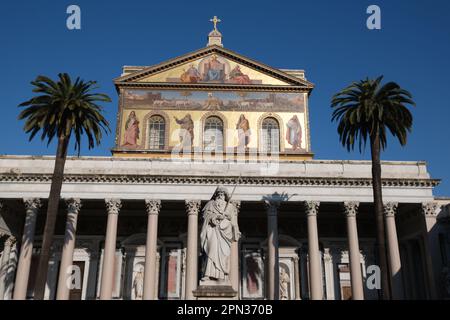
[
  {"left": 421, "top": 202, "right": 438, "bottom": 217},
  {"left": 185, "top": 200, "right": 201, "bottom": 216},
  {"left": 23, "top": 198, "right": 42, "bottom": 212},
  {"left": 342, "top": 201, "right": 359, "bottom": 217},
  {"left": 303, "top": 201, "right": 320, "bottom": 217},
  {"left": 66, "top": 198, "right": 82, "bottom": 214},
  {"left": 304, "top": 92, "right": 312, "bottom": 153},
  {"left": 116, "top": 82, "right": 310, "bottom": 93},
  {"left": 383, "top": 202, "right": 398, "bottom": 218},
  {"left": 0, "top": 173, "right": 439, "bottom": 188},
  {"left": 105, "top": 198, "right": 122, "bottom": 215},
  {"left": 114, "top": 88, "right": 125, "bottom": 148},
  {"left": 145, "top": 199, "right": 161, "bottom": 215}
]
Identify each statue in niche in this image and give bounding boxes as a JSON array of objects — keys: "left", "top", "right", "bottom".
[
  {"left": 133, "top": 265, "right": 144, "bottom": 300},
  {"left": 279, "top": 267, "right": 290, "bottom": 300},
  {"left": 200, "top": 186, "right": 240, "bottom": 283}
]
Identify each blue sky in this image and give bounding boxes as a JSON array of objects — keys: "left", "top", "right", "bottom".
[{"left": 0, "top": 0, "right": 449, "bottom": 195}]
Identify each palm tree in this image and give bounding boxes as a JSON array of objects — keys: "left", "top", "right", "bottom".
[
  {"left": 18, "top": 73, "right": 111, "bottom": 299},
  {"left": 331, "top": 76, "right": 414, "bottom": 299}
]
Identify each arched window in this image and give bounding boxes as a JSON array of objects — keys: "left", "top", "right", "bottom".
[
  {"left": 261, "top": 117, "right": 280, "bottom": 153},
  {"left": 203, "top": 116, "right": 224, "bottom": 152},
  {"left": 148, "top": 115, "right": 165, "bottom": 150}
]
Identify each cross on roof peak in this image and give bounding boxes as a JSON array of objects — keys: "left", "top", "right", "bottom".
[{"left": 210, "top": 16, "right": 221, "bottom": 31}]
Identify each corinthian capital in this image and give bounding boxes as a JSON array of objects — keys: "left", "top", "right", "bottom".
[
  {"left": 66, "top": 198, "right": 82, "bottom": 214},
  {"left": 421, "top": 202, "right": 438, "bottom": 217},
  {"left": 343, "top": 202, "right": 359, "bottom": 217},
  {"left": 383, "top": 202, "right": 398, "bottom": 218},
  {"left": 303, "top": 201, "right": 320, "bottom": 217},
  {"left": 23, "top": 198, "right": 42, "bottom": 213},
  {"left": 185, "top": 200, "right": 201, "bottom": 216},
  {"left": 145, "top": 199, "right": 161, "bottom": 215},
  {"left": 105, "top": 198, "right": 122, "bottom": 215}
]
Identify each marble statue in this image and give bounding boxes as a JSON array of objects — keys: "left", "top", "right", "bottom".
[
  {"left": 133, "top": 266, "right": 144, "bottom": 300},
  {"left": 279, "top": 267, "right": 290, "bottom": 300},
  {"left": 200, "top": 186, "right": 239, "bottom": 283}
]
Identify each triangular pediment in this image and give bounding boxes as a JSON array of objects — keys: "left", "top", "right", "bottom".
[{"left": 114, "top": 46, "right": 314, "bottom": 89}]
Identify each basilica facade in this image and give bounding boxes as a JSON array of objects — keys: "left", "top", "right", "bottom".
[{"left": 0, "top": 23, "right": 450, "bottom": 300}]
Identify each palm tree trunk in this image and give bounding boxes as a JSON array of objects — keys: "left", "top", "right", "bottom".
[
  {"left": 370, "top": 132, "right": 391, "bottom": 300},
  {"left": 33, "top": 135, "right": 69, "bottom": 300}
]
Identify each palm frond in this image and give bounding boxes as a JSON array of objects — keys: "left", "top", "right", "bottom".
[
  {"left": 18, "top": 73, "right": 111, "bottom": 153},
  {"left": 331, "top": 76, "right": 415, "bottom": 152}
]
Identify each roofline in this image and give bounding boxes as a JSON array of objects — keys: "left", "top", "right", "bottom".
[
  {"left": 113, "top": 45, "right": 314, "bottom": 89},
  {"left": 0, "top": 155, "right": 430, "bottom": 165}
]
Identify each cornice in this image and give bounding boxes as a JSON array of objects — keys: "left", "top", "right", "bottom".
[
  {"left": 0, "top": 173, "right": 439, "bottom": 188},
  {"left": 114, "top": 82, "right": 310, "bottom": 93}
]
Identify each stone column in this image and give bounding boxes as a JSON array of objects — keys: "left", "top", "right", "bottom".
[
  {"left": 343, "top": 202, "right": 364, "bottom": 300},
  {"left": 420, "top": 202, "right": 438, "bottom": 299},
  {"left": 143, "top": 199, "right": 161, "bottom": 300},
  {"left": 383, "top": 202, "right": 404, "bottom": 299},
  {"left": 185, "top": 200, "right": 201, "bottom": 300},
  {"left": 264, "top": 199, "right": 280, "bottom": 300},
  {"left": 56, "top": 198, "right": 82, "bottom": 300},
  {"left": 0, "top": 236, "right": 16, "bottom": 300},
  {"left": 304, "top": 201, "right": 322, "bottom": 300},
  {"left": 230, "top": 200, "right": 241, "bottom": 295},
  {"left": 293, "top": 256, "right": 301, "bottom": 300},
  {"left": 323, "top": 247, "right": 335, "bottom": 300},
  {"left": 13, "top": 198, "right": 41, "bottom": 300},
  {"left": 99, "top": 199, "right": 121, "bottom": 300}
]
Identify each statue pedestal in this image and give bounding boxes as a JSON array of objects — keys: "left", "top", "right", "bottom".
[{"left": 193, "top": 285, "right": 237, "bottom": 300}]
